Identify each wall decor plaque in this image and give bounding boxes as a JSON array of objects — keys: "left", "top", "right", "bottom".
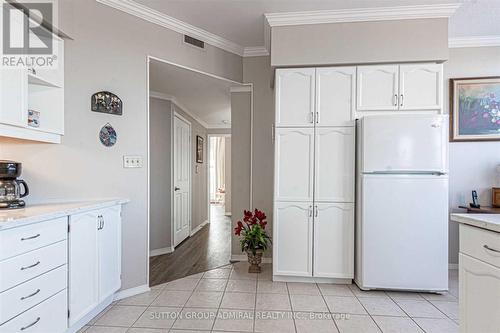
[
  {"left": 99, "top": 123, "right": 117, "bottom": 147},
  {"left": 91, "top": 91, "right": 122, "bottom": 115}
]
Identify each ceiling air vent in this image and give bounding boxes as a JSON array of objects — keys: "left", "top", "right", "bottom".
[{"left": 184, "top": 35, "right": 205, "bottom": 49}]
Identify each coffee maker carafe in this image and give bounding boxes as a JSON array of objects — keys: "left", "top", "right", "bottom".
[{"left": 0, "top": 160, "right": 29, "bottom": 209}]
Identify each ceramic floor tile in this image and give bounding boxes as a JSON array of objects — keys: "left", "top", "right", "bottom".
[
  {"left": 220, "top": 292, "right": 256, "bottom": 310},
  {"left": 319, "top": 284, "right": 355, "bottom": 297},
  {"left": 185, "top": 272, "right": 205, "bottom": 279},
  {"left": 94, "top": 305, "right": 146, "bottom": 327},
  {"left": 385, "top": 291, "right": 425, "bottom": 301},
  {"left": 429, "top": 301, "right": 458, "bottom": 320},
  {"left": 294, "top": 312, "right": 339, "bottom": 333},
  {"left": 169, "top": 330, "right": 209, "bottom": 333},
  {"left": 324, "top": 296, "right": 367, "bottom": 315},
  {"left": 88, "top": 305, "right": 113, "bottom": 325},
  {"left": 150, "top": 290, "right": 192, "bottom": 307},
  {"left": 76, "top": 326, "right": 90, "bottom": 333},
  {"left": 132, "top": 306, "right": 180, "bottom": 329},
  {"left": 150, "top": 283, "right": 167, "bottom": 291},
  {"left": 118, "top": 290, "right": 161, "bottom": 306},
  {"left": 256, "top": 293, "right": 292, "bottom": 311},
  {"left": 290, "top": 294, "right": 329, "bottom": 312},
  {"left": 226, "top": 279, "right": 257, "bottom": 293},
  {"left": 254, "top": 311, "right": 295, "bottom": 333},
  {"left": 348, "top": 285, "right": 389, "bottom": 299},
  {"left": 163, "top": 278, "right": 199, "bottom": 291},
  {"left": 412, "top": 317, "right": 459, "bottom": 333},
  {"left": 127, "top": 328, "right": 168, "bottom": 333},
  {"left": 85, "top": 327, "right": 128, "bottom": 333},
  {"left": 195, "top": 278, "right": 228, "bottom": 292},
  {"left": 372, "top": 316, "right": 424, "bottom": 333},
  {"left": 203, "top": 268, "right": 231, "bottom": 279},
  {"left": 287, "top": 282, "right": 321, "bottom": 295},
  {"left": 185, "top": 291, "right": 223, "bottom": 308},
  {"left": 229, "top": 269, "right": 259, "bottom": 281},
  {"left": 171, "top": 308, "right": 217, "bottom": 330},
  {"left": 395, "top": 300, "right": 446, "bottom": 318},
  {"left": 358, "top": 297, "right": 406, "bottom": 317},
  {"left": 419, "top": 292, "right": 458, "bottom": 302},
  {"left": 212, "top": 309, "right": 254, "bottom": 332},
  {"left": 334, "top": 314, "right": 381, "bottom": 333},
  {"left": 257, "top": 280, "right": 288, "bottom": 294}
]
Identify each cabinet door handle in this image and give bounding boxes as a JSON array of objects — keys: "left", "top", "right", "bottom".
[
  {"left": 315, "top": 112, "right": 320, "bottom": 124},
  {"left": 394, "top": 94, "right": 398, "bottom": 106},
  {"left": 484, "top": 245, "right": 500, "bottom": 253},
  {"left": 20, "top": 317, "right": 40, "bottom": 331},
  {"left": 400, "top": 94, "right": 404, "bottom": 107},
  {"left": 97, "top": 216, "right": 102, "bottom": 230},
  {"left": 314, "top": 206, "right": 318, "bottom": 217},
  {"left": 309, "top": 112, "right": 314, "bottom": 123},
  {"left": 21, "top": 234, "right": 40, "bottom": 241},
  {"left": 20, "top": 288, "right": 41, "bottom": 300},
  {"left": 308, "top": 206, "right": 313, "bottom": 217},
  {"left": 102, "top": 216, "right": 105, "bottom": 230},
  {"left": 20, "top": 261, "right": 40, "bottom": 271}
]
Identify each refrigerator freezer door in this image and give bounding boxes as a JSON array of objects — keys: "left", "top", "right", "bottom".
[
  {"left": 357, "top": 174, "right": 448, "bottom": 291},
  {"left": 360, "top": 115, "right": 447, "bottom": 173}
]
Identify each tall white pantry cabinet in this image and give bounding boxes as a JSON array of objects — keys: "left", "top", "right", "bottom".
[{"left": 273, "top": 67, "right": 356, "bottom": 281}]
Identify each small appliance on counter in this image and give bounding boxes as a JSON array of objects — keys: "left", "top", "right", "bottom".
[{"left": 0, "top": 160, "right": 29, "bottom": 209}]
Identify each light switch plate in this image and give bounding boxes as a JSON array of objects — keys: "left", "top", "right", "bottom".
[{"left": 123, "top": 155, "right": 143, "bottom": 168}]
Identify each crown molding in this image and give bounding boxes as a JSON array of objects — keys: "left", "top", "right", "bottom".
[
  {"left": 243, "top": 46, "right": 270, "bottom": 57},
  {"left": 96, "top": 0, "right": 244, "bottom": 56},
  {"left": 265, "top": 3, "right": 461, "bottom": 27},
  {"left": 449, "top": 36, "right": 500, "bottom": 48},
  {"left": 150, "top": 91, "right": 210, "bottom": 129}
]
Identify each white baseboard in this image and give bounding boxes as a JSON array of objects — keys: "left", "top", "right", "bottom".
[
  {"left": 449, "top": 263, "right": 458, "bottom": 270},
  {"left": 230, "top": 254, "right": 273, "bottom": 263},
  {"left": 190, "top": 219, "right": 209, "bottom": 236},
  {"left": 150, "top": 246, "right": 174, "bottom": 257},
  {"left": 113, "top": 284, "right": 150, "bottom": 301}
]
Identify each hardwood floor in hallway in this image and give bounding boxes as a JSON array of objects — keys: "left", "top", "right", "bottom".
[{"left": 149, "top": 204, "right": 232, "bottom": 286}]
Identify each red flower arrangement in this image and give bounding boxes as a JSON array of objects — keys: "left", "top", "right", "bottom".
[{"left": 234, "top": 209, "right": 271, "bottom": 255}]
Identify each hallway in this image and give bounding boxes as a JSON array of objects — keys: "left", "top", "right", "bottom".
[{"left": 149, "top": 204, "right": 232, "bottom": 286}]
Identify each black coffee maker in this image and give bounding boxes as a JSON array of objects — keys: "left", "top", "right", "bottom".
[{"left": 0, "top": 160, "right": 29, "bottom": 209}]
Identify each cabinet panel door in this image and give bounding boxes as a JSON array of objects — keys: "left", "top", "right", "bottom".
[
  {"left": 399, "top": 64, "right": 442, "bottom": 110},
  {"left": 315, "top": 127, "right": 355, "bottom": 203},
  {"left": 274, "top": 202, "right": 313, "bottom": 277},
  {"left": 275, "top": 68, "right": 315, "bottom": 127},
  {"left": 357, "top": 65, "right": 399, "bottom": 111},
  {"left": 316, "top": 67, "right": 356, "bottom": 126},
  {"left": 459, "top": 254, "right": 500, "bottom": 333},
  {"left": 274, "top": 128, "right": 314, "bottom": 202},
  {"left": 0, "top": 68, "right": 27, "bottom": 127},
  {"left": 69, "top": 212, "right": 99, "bottom": 326},
  {"left": 98, "top": 205, "right": 122, "bottom": 302},
  {"left": 314, "top": 203, "right": 354, "bottom": 278}
]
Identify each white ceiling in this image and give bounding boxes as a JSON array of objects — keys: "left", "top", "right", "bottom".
[
  {"left": 134, "top": 0, "right": 500, "bottom": 48},
  {"left": 149, "top": 59, "right": 244, "bottom": 128}
]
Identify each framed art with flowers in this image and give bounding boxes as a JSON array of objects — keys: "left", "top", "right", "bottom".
[{"left": 450, "top": 77, "right": 500, "bottom": 142}]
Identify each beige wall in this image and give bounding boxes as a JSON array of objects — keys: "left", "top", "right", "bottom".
[
  {"left": 224, "top": 137, "right": 232, "bottom": 214},
  {"left": 445, "top": 46, "right": 500, "bottom": 264},
  {"left": 0, "top": 0, "right": 242, "bottom": 290},
  {"left": 271, "top": 18, "right": 449, "bottom": 67}
]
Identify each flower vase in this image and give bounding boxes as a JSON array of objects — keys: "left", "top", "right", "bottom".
[{"left": 246, "top": 249, "right": 263, "bottom": 273}]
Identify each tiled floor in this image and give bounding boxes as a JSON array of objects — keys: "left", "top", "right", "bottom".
[{"left": 78, "top": 263, "right": 459, "bottom": 333}]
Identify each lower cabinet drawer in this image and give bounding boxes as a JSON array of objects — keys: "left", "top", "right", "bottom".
[
  {"left": 0, "top": 289, "right": 67, "bottom": 333},
  {"left": 0, "top": 265, "right": 67, "bottom": 324},
  {"left": 0, "top": 240, "right": 67, "bottom": 292},
  {"left": 460, "top": 224, "right": 500, "bottom": 268}
]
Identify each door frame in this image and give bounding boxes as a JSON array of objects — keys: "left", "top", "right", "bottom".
[
  {"left": 171, "top": 110, "right": 192, "bottom": 248},
  {"left": 207, "top": 133, "right": 231, "bottom": 224}
]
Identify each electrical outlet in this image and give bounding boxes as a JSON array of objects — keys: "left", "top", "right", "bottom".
[{"left": 123, "top": 155, "right": 143, "bottom": 168}]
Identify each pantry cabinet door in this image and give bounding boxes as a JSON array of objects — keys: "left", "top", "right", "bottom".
[
  {"left": 399, "top": 64, "right": 442, "bottom": 110},
  {"left": 316, "top": 67, "right": 356, "bottom": 126},
  {"left": 0, "top": 68, "right": 27, "bottom": 127},
  {"left": 314, "top": 203, "right": 354, "bottom": 278},
  {"left": 275, "top": 68, "right": 315, "bottom": 127},
  {"left": 274, "top": 128, "right": 314, "bottom": 202},
  {"left": 274, "top": 202, "right": 313, "bottom": 277},
  {"left": 357, "top": 65, "right": 399, "bottom": 111},
  {"left": 315, "top": 127, "right": 355, "bottom": 203}
]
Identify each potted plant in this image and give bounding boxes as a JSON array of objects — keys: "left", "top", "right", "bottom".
[{"left": 234, "top": 209, "right": 271, "bottom": 273}]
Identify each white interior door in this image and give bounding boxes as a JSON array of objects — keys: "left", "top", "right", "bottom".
[
  {"left": 399, "top": 64, "right": 442, "bottom": 110},
  {"left": 356, "top": 65, "right": 399, "bottom": 111},
  {"left": 173, "top": 114, "right": 191, "bottom": 247}
]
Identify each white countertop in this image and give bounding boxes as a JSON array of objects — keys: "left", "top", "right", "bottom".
[
  {"left": 451, "top": 213, "right": 500, "bottom": 233},
  {"left": 0, "top": 199, "right": 129, "bottom": 230}
]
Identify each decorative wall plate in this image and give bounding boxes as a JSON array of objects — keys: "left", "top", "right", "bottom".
[
  {"left": 91, "top": 91, "right": 123, "bottom": 115},
  {"left": 99, "top": 123, "right": 117, "bottom": 147}
]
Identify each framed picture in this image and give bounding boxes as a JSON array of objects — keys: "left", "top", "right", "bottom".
[
  {"left": 450, "top": 77, "right": 500, "bottom": 142},
  {"left": 196, "top": 135, "right": 204, "bottom": 163}
]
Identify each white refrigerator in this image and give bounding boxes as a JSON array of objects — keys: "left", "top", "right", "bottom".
[{"left": 355, "top": 114, "right": 449, "bottom": 292}]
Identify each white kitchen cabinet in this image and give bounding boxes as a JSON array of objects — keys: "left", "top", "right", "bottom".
[
  {"left": 357, "top": 65, "right": 399, "bottom": 111},
  {"left": 315, "top": 127, "right": 355, "bottom": 203},
  {"left": 399, "top": 64, "right": 442, "bottom": 110},
  {"left": 273, "top": 202, "right": 313, "bottom": 277},
  {"left": 275, "top": 68, "right": 316, "bottom": 127},
  {"left": 314, "top": 203, "right": 354, "bottom": 278},
  {"left": 316, "top": 67, "right": 356, "bottom": 126},
  {"left": 274, "top": 128, "right": 314, "bottom": 202},
  {"left": 0, "top": 68, "right": 27, "bottom": 127},
  {"left": 459, "top": 254, "right": 500, "bottom": 333}
]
